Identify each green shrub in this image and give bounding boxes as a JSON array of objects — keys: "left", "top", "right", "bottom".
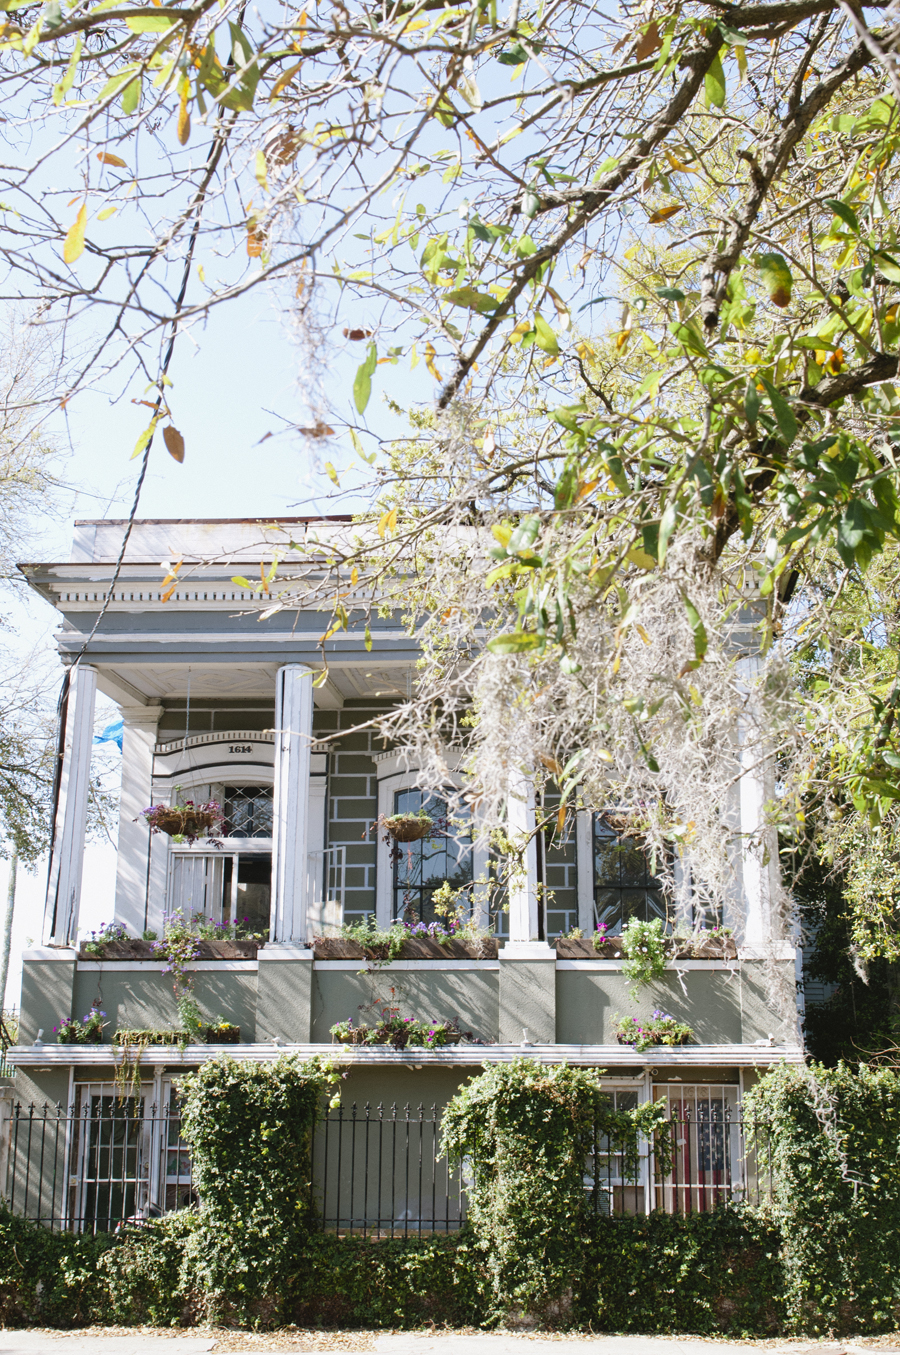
[
  {"left": 177, "top": 1054, "right": 338, "bottom": 1322},
  {"left": 746, "top": 1060, "right": 900, "bottom": 1333}
]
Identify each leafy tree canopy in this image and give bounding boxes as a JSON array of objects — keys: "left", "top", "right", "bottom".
[{"left": 8, "top": 0, "right": 900, "bottom": 926}]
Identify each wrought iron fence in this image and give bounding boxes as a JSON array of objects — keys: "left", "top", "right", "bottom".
[{"left": 0, "top": 1092, "right": 773, "bottom": 1235}]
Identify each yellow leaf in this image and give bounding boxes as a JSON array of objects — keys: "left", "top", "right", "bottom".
[
  {"left": 377, "top": 507, "right": 398, "bottom": 539},
  {"left": 247, "top": 220, "right": 265, "bottom": 257},
  {"left": 163, "top": 425, "right": 185, "bottom": 463},
  {"left": 647, "top": 203, "right": 683, "bottom": 224},
  {"left": 271, "top": 61, "right": 302, "bottom": 99},
  {"left": 97, "top": 206, "right": 117, "bottom": 221},
  {"left": 325, "top": 461, "right": 339, "bottom": 486},
  {"left": 63, "top": 204, "right": 87, "bottom": 264},
  {"left": 635, "top": 623, "right": 651, "bottom": 645},
  {"left": 424, "top": 342, "right": 441, "bottom": 381},
  {"left": 350, "top": 565, "right": 359, "bottom": 587},
  {"left": 96, "top": 151, "right": 128, "bottom": 168},
  {"left": 161, "top": 582, "right": 178, "bottom": 603},
  {"left": 557, "top": 803, "right": 567, "bottom": 835},
  {"left": 177, "top": 87, "right": 190, "bottom": 145}
]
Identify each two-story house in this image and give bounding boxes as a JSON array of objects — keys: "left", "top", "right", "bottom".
[{"left": 2, "top": 517, "right": 802, "bottom": 1233}]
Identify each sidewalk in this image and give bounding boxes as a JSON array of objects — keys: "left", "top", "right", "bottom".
[{"left": 0, "top": 1332, "right": 896, "bottom": 1355}]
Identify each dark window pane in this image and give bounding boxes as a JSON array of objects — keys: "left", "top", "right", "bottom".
[
  {"left": 593, "top": 817, "right": 667, "bottom": 931},
  {"left": 223, "top": 786, "right": 273, "bottom": 838},
  {"left": 392, "top": 789, "right": 473, "bottom": 925}
]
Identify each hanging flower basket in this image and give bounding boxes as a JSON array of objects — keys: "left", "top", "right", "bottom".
[
  {"left": 141, "top": 801, "right": 223, "bottom": 843},
  {"left": 383, "top": 812, "right": 434, "bottom": 843}
]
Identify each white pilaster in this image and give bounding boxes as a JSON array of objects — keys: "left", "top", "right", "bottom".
[
  {"left": 44, "top": 664, "right": 97, "bottom": 945},
  {"left": 507, "top": 769, "right": 541, "bottom": 943},
  {"left": 271, "top": 664, "right": 314, "bottom": 942},
  {"left": 114, "top": 705, "right": 164, "bottom": 938}
]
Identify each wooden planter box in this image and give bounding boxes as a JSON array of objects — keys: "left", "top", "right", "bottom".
[
  {"left": 553, "top": 937, "right": 737, "bottom": 960},
  {"left": 78, "top": 939, "right": 260, "bottom": 961},
  {"left": 553, "top": 937, "right": 625, "bottom": 959},
  {"left": 616, "top": 1031, "right": 692, "bottom": 1047},
  {"left": 206, "top": 1026, "right": 241, "bottom": 1043},
  {"left": 332, "top": 1028, "right": 463, "bottom": 1047},
  {"left": 312, "top": 937, "right": 499, "bottom": 961}
]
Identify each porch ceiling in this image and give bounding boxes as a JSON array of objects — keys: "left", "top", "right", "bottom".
[{"left": 95, "top": 660, "right": 412, "bottom": 707}]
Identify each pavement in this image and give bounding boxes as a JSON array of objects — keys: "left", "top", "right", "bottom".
[{"left": 0, "top": 1334, "right": 898, "bottom": 1355}]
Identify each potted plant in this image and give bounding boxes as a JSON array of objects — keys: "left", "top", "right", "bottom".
[
  {"left": 205, "top": 1020, "right": 241, "bottom": 1044},
  {"left": 330, "top": 1004, "right": 468, "bottom": 1050},
  {"left": 54, "top": 1006, "right": 106, "bottom": 1044},
  {"left": 380, "top": 808, "right": 434, "bottom": 842},
  {"left": 140, "top": 796, "right": 224, "bottom": 844},
  {"left": 613, "top": 1010, "right": 694, "bottom": 1052}
]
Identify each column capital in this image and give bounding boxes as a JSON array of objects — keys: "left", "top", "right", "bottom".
[{"left": 119, "top": 704, "right": 165, "bottom": 729}]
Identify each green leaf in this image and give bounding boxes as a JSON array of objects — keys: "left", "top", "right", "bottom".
[
  {"left": 658, "top": 500, "right": 677, "bottom": 565},
  {"left": 825, "top": 199, "right": 860, "bottom": 234},
  {"left": 487, "top": 631, "right": 543, "bottom": 653},
  {"left": 353, "top": 343, "right": 377, "bottom": 415},
  {"left": 364, "top": 625, "right": 372, "bottom": 653},
  {"left": 759, "top": 377, "right": 798, "bottom": 445},
  {"left": 533, "top": 313, "right": 559, "bottom": 355},
  {"left": 704, "top": 47, "right": 726, "bottom": 109},
  {"left": 656, "top": 286, "right": 685, "bottom": 302},
  {"left": 121, "top": 72, "right": 141, "bottom": 114},
  {"left": 683, "top": 594, "right": 708, "bottom": 663},
  {"left": 881, "top": 750, "right": 900, "bottom": 769},
  {"left": 507, "top": 515, "right": 541, "bottom": 555},
  {"left": 444, "top": 287, "right": 498, "bottom": 314},
  {"left": 125, "top": 14, "right": 174, "bottom": 29},
  {"left": 873, "top": 251, "right": 900, "bottom": 283},
  {"left": 756, "top": 252, "right": 793, "bottom": 307},
  {"left": 671, "top": 321, "right": 708, "bottom": 358},
  {"left": 231, "top": 576, "right": 254, "bottom": 588}
]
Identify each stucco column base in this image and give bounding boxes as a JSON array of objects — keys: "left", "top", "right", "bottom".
[
  {"left": 256, "top": 945, "right": 313, "bottom": 1043},
  {"left": 498, "top": 942, "right": 556, "bottom": 1044},
  {"left": 19, "top": 948, "right": 77, "bottom": 1045}
]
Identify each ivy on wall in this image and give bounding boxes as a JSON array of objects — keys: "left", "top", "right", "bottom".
[
  {"left": 745, "top": 1061, "right": 900, "bottom": 1334},
  {"left": 177, "top": 1054, "right": 339, "bottom": 1320},
  {"left": 441, "top": 1059, "right": 670, "bottom": 1316}
]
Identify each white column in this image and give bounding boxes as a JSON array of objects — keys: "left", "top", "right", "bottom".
[
  {"left": 44, "top": 663, "right": 97, "bottom": 945},
  {"left": 271, "top": 664, "right": 314, "bottom": 942},
  {"left": 114, "top": 705, "right": 164, "bottom": 938},
  {"left": 507, "top": 769, "right": 541, "bottom": 942}
]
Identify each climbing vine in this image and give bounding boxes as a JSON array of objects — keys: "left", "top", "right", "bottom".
[
  {"left": 745, "top": 1061, "right": 900, "bottom": 1333},
  {"left": 441, "top": 1059, "right": 670, "bottom": 1318},
  {"left": 177, "top": 1054, "right": 340, "bottom": 1321}
]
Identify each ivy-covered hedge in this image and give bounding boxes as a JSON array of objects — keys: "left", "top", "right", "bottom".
[{"left": 4, "top": 1058, "right": 900, "bottom": 1333}]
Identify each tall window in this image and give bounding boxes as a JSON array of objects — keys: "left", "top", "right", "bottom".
[
  {"left": 392, "top": 789, "right": 473, "bottom": 925},
  {"left": 593, "top": 816, "right": 667, "bottom": 932},
  {"left": 223, "top": 785, "right": 273, "bottom": 838}
]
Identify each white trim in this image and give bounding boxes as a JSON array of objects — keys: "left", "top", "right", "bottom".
[
  {"left": 7, "top": 1041, "right": 806, "bottom": 1069},
  {"left": 575, "top": 808, "right": 594, "bottom": 934},
  {"left": 375, "top": 771, "right": 489, "bottom": 928},
  {"left": 76, "top": 960, "right": 259, "bottom": 972},
  {"left": 21, "top": 947, "right": 77, "bottom": 962},
  {"left": 315, "top": 959, "right": 499, "bottom": 971},
  {"left": 555, "top": 959, "right": 741, "bottom": 971}
]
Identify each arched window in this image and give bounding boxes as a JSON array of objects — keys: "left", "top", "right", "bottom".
[
  {"left": 593, "top": 816, "right": 667, "bottom": 932},
  {"left": 391, "top": 788, "right": 474, "bottom": 925}
]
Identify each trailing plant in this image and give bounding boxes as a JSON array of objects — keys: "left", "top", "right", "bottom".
[
  {"left": 54, "top": 1006, "right": 106, "bottom": 1045},
  {"left": 177, "top": 1054, "right": 339, "bottom": 1320},
  {"left": 151, "top": 910, "right": 203, "bottom": 1035},
  {"left": 441, "top": 1058, "right": 670, "bottom": 1318},
  {"left": 614, "top": 1011, "right": 694, "bottom": 1052},
  {"left": 111, "top": 1028, "right": 191, "bottom": 1099},
  {"left": 339, "top": 917, "right": 408, "bottom": 965},
  {"left": 192, "top": 915, "right": 265, "bottom": 942},
  {"left": 620, "top": 918, "right": 670, "bottom": 995},
  {"left": 744, "top": 1061, "right": 900, "bottom": 1334}
]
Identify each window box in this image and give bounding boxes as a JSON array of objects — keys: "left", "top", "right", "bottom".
[
  {"left": 552, "top": 937, "right": 737, "bottom": 960},
  {"left": 311, "top": 936, "right": 498, "bottom": 961},
  {"left": 78, "top": 939, "right": 261, "bottom": 961},
  {"left": 205, "top": 1024, "right": 241, "bottom": 1043}
]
